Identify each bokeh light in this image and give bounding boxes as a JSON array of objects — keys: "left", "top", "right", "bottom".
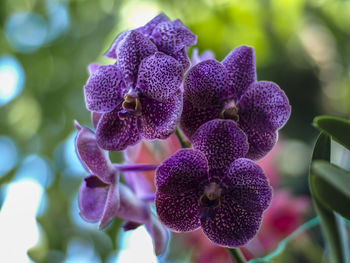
[{"left": 0, "top": 136, "right": 18, "bottom": 178}]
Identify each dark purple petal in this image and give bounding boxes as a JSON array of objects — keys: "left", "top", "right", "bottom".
[
  {"left": 222, "top": 158, "right": 272, "bottom": 212},
  {"left": 116, "top": 30, "right": 157, "bottom": 86},
  {"left": 104, "top": 31, "right": 129, "bottom": 59},
  {"left": 238, "top": 81, "right": 291, "bottom": 131},
  {"left": 136, "top": 13, "right": 170, "bottom": 36},
  {"left": 191, "top": 49, "right": 215, "bottom": 66},
  {"left": 192, "top": 119, "right": 249, "bottom": 178},
  {"left": 145, "top": 214, "right": 170, "bottom": 256},
  {"left": 99, "top": 176, "right": 120, "bottom": 229},
  {"left": 222, "top": 45, "right": 256, "bottom": 101},
  {"left": 240, "top": 123, "right": 278, "bottom": 160},
  {"left": 78, "top": 175, "right": 109, "bottom": 222},
  {"left": 180, "top": 99, "right": 222, "bottom": 140},
  {"left": 75, "top": 123, "right": 115, "bottom": 183},
  {"left": 96, "top": 107, "right": 141, "bottom": 151},
  {"left": 200, "top": 195, "right": 263, "bottom": 247},
  {"left": 156, "top": 149, "right": 209, "bottom": 195},
  {"left": 116, "top": 184, "right": 150, "bottom": 223},
  {"left": 151, "top": 20, "right": 197, "bottom": 53},
  {"left": 170, "top": 47, "right": 190, "bottom": 73},
  {"left": 139, "top": 91, "right": 182, "bottom": 140},
  {"left": 137, "top": 52, "right": 183, "bottom": 101},
  {"left": 155, "top": 192, "right": 201, "bottom": 232},
  {"left": 84, "top": 65, "right": 127, "bottom": 113},
  {"left": 184, "top": 60, "right": 229, "bottom": 108}
]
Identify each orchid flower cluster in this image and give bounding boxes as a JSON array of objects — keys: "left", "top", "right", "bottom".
[{"left": 75, "top": 13, "right": 291, "bottom": 256}]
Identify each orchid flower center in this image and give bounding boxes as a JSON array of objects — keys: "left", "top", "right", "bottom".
[
  {"left": 220, "top": 100, "right": 239, "bottom": 122},
  {"left": 118, "top": 93, "right": 142, "bottom": 120},
  {"left": 199, "top": 182, "right": 222, "bottom": 220}
]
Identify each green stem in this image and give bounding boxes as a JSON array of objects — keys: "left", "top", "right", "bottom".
[
  {"left": 228, "top": 248, "right": 246, "bottom": 263},
  {"left": 175, "top": 127, "right": 190, "bottom": 148}
]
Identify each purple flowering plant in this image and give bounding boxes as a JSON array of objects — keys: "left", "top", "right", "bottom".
[{"left": 75, "top": 13, "right": 291, "bottom": 261}]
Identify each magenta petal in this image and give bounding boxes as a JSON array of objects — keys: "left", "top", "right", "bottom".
[
  {"left": 156, "top": 149, "right": 209, "bottom": 195},
  {"left": 222, "top": 45, "right": 257, "bottom": 101},
  {"left": 238, "top": 81, "right": 291, "bottom": 131},
  {"left": 75, "top": 124, "right": 115, "bottom": 183},
  {"left": 180, "top": 100, "right": 222, "bottom": 140},
  {"left": 184, "top": 60, "right": 229, "bottom": 108},
  {"left": 151, "top": 20, "right": 197, "bottom": 53},
  {"left": 137, "top": 52, "right": 183, "bottom": 101},
  {"left": 156, "top": 192, "right": 201, "bottom": 232},
  {"left": 145, "top": 214, "right": 170, "bottom": 256},
  {"left": 191, "top": 49, "right": 215, "bottom": 66},
  {"left": 116, "top": 184, "right": 150, "bottom": 223},
  {"left": 96, "top": 107, "right": 141, "bottom": 152},
  {"left": 99, "top": 177, "right": 120, "bottom": 229},
  {"left": 192, "top": 119, "right": 249, "bottom": 178},
  {"left": 200, "top": 195, "right": 263, "bottom": 247},
  {"left": 223, "top": 158, "right": 272, "bottom": 212},
  {"left": 91, "top": 112, "right": 103, "bottom": 129},
  {"left": 78, "top": 175, "right": 109, "bottom": 222},
  {"left": 139, "top": 91, "right": 182, "bottom": 140},
  {"left": 84, "top": 65, "right": 127, "bottom": 113},
  {"left": 105, "top": 31, "right": 129, "bottom": 59},
  {"left": 88, "top": 63, "right": 99, "bottom": 74},
  {"left": 137, "top": 13, "right": 170, "bottom": 36},
  {"left": 116, "top": 30, "right": 157, "bottom": 86}
]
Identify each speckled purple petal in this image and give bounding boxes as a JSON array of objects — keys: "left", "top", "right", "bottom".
[
  {"left": 180, "top": 100, "right": 222, "bottom": 140},
  {"left": 192, "top": 119, "right": 249, "bottom": 178},
  {"left": 84, "top": 65, "right": 127, "bottom": 113},
  {"left": 222, "top": 158, "right": 272, "bottom": 212},
  {"left": 99, "top": 179, "right": 120, "bottom": 229},
  {"left": 137, "top": 52, "right": 183, "bottom": 101},
  {"left": 151, "top": 20, "right": 197, "bottom": 53},
  {"left": 238, "top": 81, "right": 291, "bottom": 131},
  {"left": 96, "top": 107, "right": 141, "bottom": 151},
  {"left": 156, "top": 149, "right": 209, "bottom": 195},
  {"left": 156, "top": 191, "right": 201, "bottom": 232},
  {"left": 200, "top": 194, "right": 263, "bottom": 247},
  {"left": 184, "top": 60, "right": 229, "bottom": 108},
  {"left": 222, "top": 45, "right": 256, "bottom": 101},
  {"left": 116, "top": 184, "right": 150, "bottom": 223},
  {"left": 139, "top": 91, "right": 182, "bottom": 140},
  {"left": 116, "top": 30, "right": 157, "bottom": 86},
  {"left": 145, "top": 213, "right": 170, "bottom": 256},
  {"left": 136, "top": 13, "right": 170, "bottom": 36},
  {"left": 192, "top": 49, "right": 215, "bottom": 66},
  {"left": 171, "top": 47, "right": 190, "bottom": 73},
  {"left": 239, "top": 122, "right": 278, "bottom": 160},
  {"left": 105, "top": 31, "right": 129, "bottom": 59},
  {"left": 75, "top": 122, "right": 115, "bottom": 184},
  {"left": 78, "top": 175, "right": 109, "bottom": 222}
]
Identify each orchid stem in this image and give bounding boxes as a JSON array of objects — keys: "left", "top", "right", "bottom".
[
  {"left": 114, "top": 164, "right": 158, "bottom": 172},
  {"left": 228, "top": 248, "right": 246, "bottom": 263},
  {"left": 176, "top": 127, "right": 190, "bottom": 148}
]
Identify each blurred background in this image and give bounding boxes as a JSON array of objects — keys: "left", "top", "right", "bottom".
[{"left": 0, "top": 0, "right": 350, "bottom": 262}]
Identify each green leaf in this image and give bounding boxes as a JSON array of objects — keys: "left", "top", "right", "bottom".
[
  {"left": 311, "top": 161, "right": 350, "bottom": 220},
  {"left": 309, "top": 132, "right": 349, "bottom": 263},
  {"left": 313, "top": 115, "right": 350, "bottom": 151}
]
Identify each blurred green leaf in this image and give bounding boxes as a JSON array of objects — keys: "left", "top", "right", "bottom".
[
  {"left": 309, "top": 132, "right": 348, "bottom": 263},
  {"left": 314, "top": 115, "right": 350, "bottom": 151}
]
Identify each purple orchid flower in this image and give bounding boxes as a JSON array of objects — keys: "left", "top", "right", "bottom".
[
  {"left": 155, "top": 119, "right": 272, "bottom": 247},
  {"left": 74, "top": 122, "right": 169, "bottom": 255},
  {"left": 180, "top": 46, "right": 291, "bottom": 160},
  {"left": 84, "top": 14, "right": 197, "bottom": 152},
  {"left": 105, "top": 13, "right": 196, "bottom": 72}
]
